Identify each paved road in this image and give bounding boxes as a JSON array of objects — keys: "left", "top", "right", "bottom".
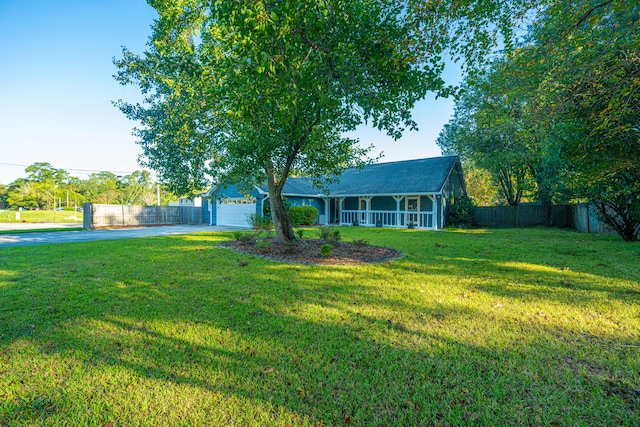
[{"left": 0, "top": 224, "right": 245, "bottom": 247}]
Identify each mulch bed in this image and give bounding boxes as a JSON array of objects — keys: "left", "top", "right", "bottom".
[{"left": 219, "top": 237, "right": 403, "bottom": 266}]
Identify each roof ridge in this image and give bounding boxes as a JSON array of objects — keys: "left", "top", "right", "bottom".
[{"left": 371, "top": 155, "right": 457, "bottom": 166}]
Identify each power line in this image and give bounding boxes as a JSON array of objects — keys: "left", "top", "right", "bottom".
[{"left": 0, "top": 162, "right": 137, "bottom": 175}]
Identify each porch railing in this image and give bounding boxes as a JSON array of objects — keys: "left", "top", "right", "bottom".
[{"left": 340, "top": 210, "right": 435, "bottom": 229}]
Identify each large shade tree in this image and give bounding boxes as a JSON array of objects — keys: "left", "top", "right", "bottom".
[
  {"left": 438, "top": 0, "right": 639, "bottom": 240},
  {"left": 115, "top": 0, "right": 533, "bottom": 242},
  {"left": 437, "top": 61, "right": 538, "bottom": 206},
  {"left": 535, "top": 1, "right": 640, "bottom": 240}
]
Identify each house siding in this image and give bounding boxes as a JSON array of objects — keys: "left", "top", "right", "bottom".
[
  {"left": 201, "top": 198, "right": 210, "bottom": 224},
  {"left": 419, "top": 196, "right": 434, "bottom": 212},
  {"left": 371, "top": 196, "right": 397, "bottom": 210},
  {"left": 437, "top": 196, "right": 443, "bottom": 229}
]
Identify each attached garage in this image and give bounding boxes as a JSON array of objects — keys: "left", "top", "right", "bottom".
[{"left": 215, "top": 197, "right": 256, "bottom": 227}]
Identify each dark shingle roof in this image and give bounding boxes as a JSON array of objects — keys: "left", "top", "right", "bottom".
[
  {"left": 326, "top": 156, "right": 459, "bottom": 196},
  {"left": 257, "top": 156, "right": 458, "bottom": 197},
  {"left": 258, "top": 178, "right": 323, "bottom": 196}
]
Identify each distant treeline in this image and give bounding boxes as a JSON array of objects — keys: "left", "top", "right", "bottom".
[{"left": 0, "top": 162, "right": 177, "bottom": 210}]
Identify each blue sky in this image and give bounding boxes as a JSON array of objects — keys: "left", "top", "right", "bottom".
[{"left": 0, "top": 0, "right": 459, "bottom": 186}]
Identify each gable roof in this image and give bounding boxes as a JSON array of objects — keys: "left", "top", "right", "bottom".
[
  {"left": 325, "top": 156, "right": 460, "bottom": 196},
  {"left": 223, "top": 156, "right": 461, "bottom": 198}
]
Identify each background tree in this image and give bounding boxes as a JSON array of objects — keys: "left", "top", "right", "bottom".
[
  {"left": 115, "top": 0, "right": 534, "bottom": 243},
  {"left": 0, "top": 184, "right": 7, "bottom": 209},
  {"left": 437, "top": 66, "right": 537, "bottom": 206},
  {"left": 536, "top": 1, "right": 640, "bottom": 240},
  {"left": 461, "top": 162, "right": 504, "bottom": 206},
  {"left": 117, "top": 170, "right": 156, "bottom": 205},
  {"left": 80, "top": 172, "right": 120, "bottom": 205},
  {"left": 438, "top": 0, "right": 639, "bottom": 239},
  {"left": 6, "top": 179, "right": 38, "bottom": 209}
]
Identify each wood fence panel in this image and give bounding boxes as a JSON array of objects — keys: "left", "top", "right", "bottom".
[
  {"left": 86, "top": 204, "right": 184, "bottom": 228},
  {"left": 179, "top": 206, "right": 202, "bottom": 225},
  {"left": 474, "top": 205, "right": 573, "bottom": 228}
]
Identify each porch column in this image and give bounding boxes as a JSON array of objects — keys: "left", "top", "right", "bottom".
[
  {"left": 323, "top": 197, "right": 329, "bottom": 225},
  {"left": 362, "top": 196, "right": 373, "bottom": 225},
  {"left": 435, "top": 195, "right": 442, "bottom": 230},
  {"left": 428, "top": 195, "right": 436, "bottom": 229},
  {"left": 339, "top": 197, "right": 345, "bottom": 225},
  {"left": 393, "top": 196, "right": 403, "bottom": 227}
]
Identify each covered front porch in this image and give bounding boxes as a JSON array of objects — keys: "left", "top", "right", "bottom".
[{"left": 330, "top": 195, "right": 439, "bottom": 230}]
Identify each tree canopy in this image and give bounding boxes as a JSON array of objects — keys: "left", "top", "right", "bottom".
[
  {"left": 115, "top": 0, "right": 534, "bottom": 242},
  {"left": 438, "top": 0, "right": 640, "bottom": 240}
]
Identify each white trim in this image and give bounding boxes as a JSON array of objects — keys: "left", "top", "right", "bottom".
[{"left": 323, "top": 198, "right": 330, "bottom": 225}]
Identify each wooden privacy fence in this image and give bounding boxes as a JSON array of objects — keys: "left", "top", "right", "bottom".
[
  {"left": 572, "top": 202, "right": 617, "bottom": 234},
  {"left": 83, "top": 203, "right": 202, "bottom": 228},
  {"left": 474, "top": 205, "right": 574, "bottom": 228}
]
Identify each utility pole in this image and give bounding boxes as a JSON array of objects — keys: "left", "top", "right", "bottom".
[{"left": 156, "top": 171, "right": 161, "bottom": 206}]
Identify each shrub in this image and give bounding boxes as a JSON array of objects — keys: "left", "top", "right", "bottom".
[
  {"left": 318, "top": 226, "right": 340, "bottom": 243},
  {"left": 289, "top": 205, "right": 319, "bottom": 226},
  {"left": 262, "top": 197, "right": 290, "bottom": 218},
  {"left": 249, "top": 213, "right": 273, "bottom": 230},
  {"left": 295, "top": 228, "right": 305, "bottom": 239},
  {"left": 352, "top": 238, "right": 368, "bottom": 246},
  {"left": 256, "top": 239, "right": 272, "bottom": 252},
  {"left": 447, "top": 196, "right": 476, "bottom": 228},
  {"left": 320, "top": 243, "right": 333, "bottom": 258},
  {"left": 232, "top": 231, "right": 253, "bottom": 243},
  {"left": 317, "top": 226, "right": 333, "bottom": 241}
]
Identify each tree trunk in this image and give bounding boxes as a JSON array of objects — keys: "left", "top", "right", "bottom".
[
  {"left": 266, "top": 163, "right": 296, "bottom": 244},
  {"left": 595, "top": 200, "right": 640, "bottom": 242}
]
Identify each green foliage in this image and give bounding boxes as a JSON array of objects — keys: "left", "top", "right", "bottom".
[
  {"left": 462, "top": 162, "right": 504, "bottom": 206},
  {"left": 318, "top": 226, "right": 341, "bottom": 243},
  {"left": 438, "top": 1, "right": 640, "bottom": 240},
  {"left": 232, "top": 231, "right": 254, "bottom": 243},
  {"left": 0, "top": 184, "right": 7, "bottom": 209},
  {"left": 255, "top": 238, "right": 272, "bottom": 252},
  {"left": 446, "top": 196, "right": 476, "bottom": 228},
  {"left": 114, "top": 0, "right": 532, "bottom": 243},
  {"left": 2, "top": 162, "right": 177, "bottom": 210},
  {"left": 295, "top": 228, "right": 305, "bottom": 239},
  {"left": 319, "top": 243, "right": 333, "bottom": 258},
  {"left": 262, "top": 197, "right": 290, "bottom": 218},
  {"left": 351, "top": 238, "right": 369, "bottom": 246},
  {"left": 249, "top": 213, "right": 273, "bottom": 230},
  {"left": 437, "top": 60, "right": 539, "bottom": 206},
  {"left": 289, "top": 205, "right": 319, "bottom": 227}
]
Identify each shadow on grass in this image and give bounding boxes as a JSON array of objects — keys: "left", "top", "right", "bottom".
[{"left": 0, "top": 230, "right": 639, "bottom": 426}]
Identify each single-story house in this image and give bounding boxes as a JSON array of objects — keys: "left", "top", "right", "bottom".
[{"left": 200, "top": 155, "right": 467, "bottom": 230}]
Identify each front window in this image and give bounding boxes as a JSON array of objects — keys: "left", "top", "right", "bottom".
[{"left": 406, "top": 197, "right": 419, "bottom": 225}]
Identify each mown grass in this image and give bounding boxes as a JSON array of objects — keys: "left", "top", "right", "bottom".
[
  {"left": 0, "top": 227, "right": 638, "bottom": 426},
  {"left": 0, "top": 210, "right": 82, "bottom": 223}
]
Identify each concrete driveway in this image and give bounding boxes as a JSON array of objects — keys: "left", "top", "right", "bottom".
[{"left": 0, "top": 224, "right": 246, "bottom": 247}]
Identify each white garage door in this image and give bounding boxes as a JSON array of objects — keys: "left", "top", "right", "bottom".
[{"left": 216, "top": 199, "right": 256, "bottom": 227}]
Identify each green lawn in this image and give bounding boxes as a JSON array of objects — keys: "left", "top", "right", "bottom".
[
  {"left": 1, "top": 228, "right": 638, "bottom": 426},
  {"left": 0, "top": 210, "right": 82, "bottom": 223}
]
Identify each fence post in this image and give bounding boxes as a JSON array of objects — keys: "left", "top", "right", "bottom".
[{"left": 83, "top": 202, "right": 92, "bottom": 229}]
